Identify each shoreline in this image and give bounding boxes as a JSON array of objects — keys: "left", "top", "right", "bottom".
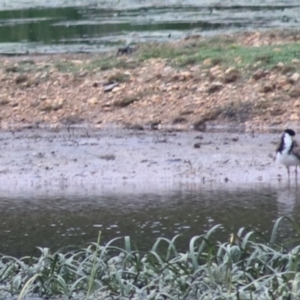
[{"left": 0, "top": 127, "right": 291, "bottom": 193}]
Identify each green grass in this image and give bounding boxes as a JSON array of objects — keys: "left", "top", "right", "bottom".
[
  {"left": 1, "top": 217, "right": 300, "bottom": 299},
  {"left": 53, "top": 60, "right": 81, "bottom": 73},
  {"left": 136, "top": 39, "right": 300, "bottom": 71},
  {"left": 84, "top": 57, "right": 140, "bottom": 71},
  {"left": 3, "top": 37, "right": 300, "bottom": 76},
  {"left": 5, "top": 60, "right": 48, "bottom": 73}
]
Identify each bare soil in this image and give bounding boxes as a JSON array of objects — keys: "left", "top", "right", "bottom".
[{"left": 1, "top": 30, "right": 300, "bottom": 132}]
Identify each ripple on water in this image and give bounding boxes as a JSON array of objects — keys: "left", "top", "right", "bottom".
[{"left": 0, "top": 182, "right": 299, "bottom": 257}]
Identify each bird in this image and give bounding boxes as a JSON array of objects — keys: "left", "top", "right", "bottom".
[{"left": 275, "top": 129, "right": 300, "bottom": 176}]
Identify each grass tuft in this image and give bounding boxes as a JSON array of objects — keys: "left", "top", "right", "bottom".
[{"left": 1, "top": 217, "right": 300, "bottom": 299}]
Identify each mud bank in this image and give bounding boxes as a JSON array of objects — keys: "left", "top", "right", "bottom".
[{"left": 0, "top": 127, "right": 288, "bottom": 195}]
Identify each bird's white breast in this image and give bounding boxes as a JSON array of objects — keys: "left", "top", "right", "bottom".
[{"left": 276, "top": 151, "right": 300, "bottom": 166}]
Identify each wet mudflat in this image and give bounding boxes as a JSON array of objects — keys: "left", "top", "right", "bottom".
[
  {"left": 0, "top": 127, "right": 282, "bottom": 189},
  {"left": 0, "top": 128, "right": 299, "bottom": 257}
]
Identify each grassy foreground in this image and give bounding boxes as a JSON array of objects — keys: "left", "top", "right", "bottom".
[{"left": 1, "top": 217, "right": 300, "bottom": 299}]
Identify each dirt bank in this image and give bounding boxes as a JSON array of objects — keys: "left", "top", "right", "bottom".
[{"left": 1, "top": 30, "right": 300, "bottom": 132}]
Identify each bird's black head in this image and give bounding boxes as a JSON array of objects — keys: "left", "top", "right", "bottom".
[{"left": 284, "top": 129, "right": 296, "bottom": 137}]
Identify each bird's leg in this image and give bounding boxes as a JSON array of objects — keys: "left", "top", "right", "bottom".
[
  {"left": 287, "top": 166, "right": 290, "bottom": 177},
  {"left": 295, "top": 166, "right": 298, "bottom": 175}
]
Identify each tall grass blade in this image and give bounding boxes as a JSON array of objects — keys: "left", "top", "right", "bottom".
[
  {"left": 17, "top": 273, "right": 40, "bottom": 300},
  {"left": 86, "top": 231, "right": 101, "bottom": 299}
]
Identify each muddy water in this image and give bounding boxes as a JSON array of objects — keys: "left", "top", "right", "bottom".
[
  {"left": 0, "top": 128, "right": 299, "bottom": 257},
  {"left": 0, "top": 0, "right": 300, "bottom": 54},
  {"left": 1, "top": 183, "right": 299, "bottom": 257}
]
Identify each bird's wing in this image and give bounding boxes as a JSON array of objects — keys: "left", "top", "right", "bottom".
[
  {"left": 275, "top": 140, "right": 281, "bottom": 153},
  {"left": 275, "top": 134, "right": 284, "bottom": 153}
]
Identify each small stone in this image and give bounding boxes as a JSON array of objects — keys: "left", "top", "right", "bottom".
[
  {"left": 126, "top": 124, "right": 144, "bottom": 130},
  {"left": 251, "top": 69, "right": 267, "bottom": 81},
  {"left": 289, "top": 87, "right": 300, "bottom": 98},
  {"left": 15, "top": 74, "right": 28, "bottom": 84},
  {"left": 193, "top": 120, "right": 206, "bottom": 131},
  {"left": 290, "top": 113, "right": 299, "bottom": 121},
  {"left": 0, "top": 99, "right": 9, "bottom": 106},
  {"left": 40, "top": 72, "right": 48, "bottom": 79},
  {"left": 10, "top": 102, "right": 18, "bottom": 107},
  {"left": 292, "top": 58, "right": 300, "bottom": 64},
  {"left": 281, "top": 83, "right": 292, "bottom": 91},
  {"left": 180, "top": 110, "right": 194, "bottom": 115},
  {"left": 210, "top": 65, "right": 223, "bottom": 79},
  {"left": 225, "top": 67, "right": 236, "bottom": 74},
  {"left": 277, "top": 77, "right": 291, "bottom": 91},
  {"left": 281, "top": 65, "right": 295, "bottom": 75},
  {"left": 223, "top": 67, "right": 240, "bottom": 83},
  {"left": 78, "top": 71, "right": 88, "bottom": 77},
  {"left": 149, "top": 121, "right": 160, "bottom": 130},
  {"left": 203, "top": 58, "right": 212, "bottom": 66},
  {"left": 194, "top": 143, "right": 201, "bottom": 148},
  {"left": 180, "top": 71, "right": 192, "bottom": 81},
  {"left": 269, "top": 74, "right": 277, "bottom": 81},
  {"left": 172, "top": 117, "right": 187, "bottom": 124},
  {"left": 207, "top": 82, "right": 223, "bottom": 93},
  {"left": 99, "top": 154, "right": 116, "bottom": 160},
  {"left": 270, "top": 108, "right": 284, "bottom": 116},
  {"left": 40, "top": 100, "right": 54, "bottom": 112},
  {"left": 113, "top": 96, "right": 138, "bottom": 107},
  {"left": 294, "top": 100, "right": 300, "bottom": 107},
  {"left": 104, "top": 82, "right": 119, "bottom": 93},
  {"left": 259, "top": 83, "right": 275, "bottom": 93},
  {"left": 290, "top": 72, "right": 300, "bottom": 83},
  {"left": 87, "top": 97, "right": 98, "bottom": 105},
  {"left": 234, "top": 56, "right": 242, "bottom": 64},
  {"left": 170, "top": 73, "right": 179, "bottom": 81},
  {"left": 51, "top": 103, "right": 62, "bottom": 111},
  {"left": 194, "top": 135, "right": 203, "bottom": 140},
  {"left": 112, "top": 86, "right": 122, "bottom": 93}
]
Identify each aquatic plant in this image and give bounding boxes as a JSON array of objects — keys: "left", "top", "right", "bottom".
[{"left": 1, "top": 217, "right": 300, "bottom": 299}]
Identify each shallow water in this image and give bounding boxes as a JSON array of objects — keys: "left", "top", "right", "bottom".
[
  {"left": 1, "top": 182, "right": 299, "bottom": 257},
  {"left": 0, "top": 0, "right": 300, "bottom": 54},
  {"left": 0, "top": 128, "right": 296, "bottom": 257}
]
